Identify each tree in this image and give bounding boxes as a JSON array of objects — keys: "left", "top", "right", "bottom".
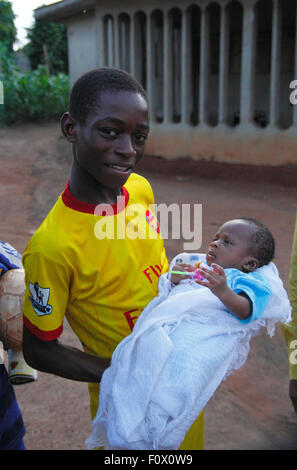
[
  {"left": 24, "top": 20, "right": 68, "bottom": 74},
  {"left": 0, "top": 0, "right": 17, "bottom": 52}
]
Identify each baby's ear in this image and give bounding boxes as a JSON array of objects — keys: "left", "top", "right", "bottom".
[{"left": 242, "top": 257, "right": 259, "bottom": 272}]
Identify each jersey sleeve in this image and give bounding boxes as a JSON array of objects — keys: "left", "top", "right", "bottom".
[
  {"left": 160, "top": 245, "right": 169, "bottom": 275},
  {"left": 22, "top": 243, "right": 71, "bottom": 341},
  {"left": 282, "top": 214, "right": 297, "bottom": 379},
  {"left": 128, "top": 173, "right": 155, "bottom": 205},
  {"left": 225, "top": 269, "right": 272, "bottom": 324}
]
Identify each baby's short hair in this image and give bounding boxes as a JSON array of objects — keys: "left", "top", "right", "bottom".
[
  {"left": 239, "top": 217, "right": 275, "bottom": 267},
  {"left": 69, "top": 67, "right": 148, "bottom": 124}
]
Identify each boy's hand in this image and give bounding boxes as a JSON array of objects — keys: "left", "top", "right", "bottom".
[
  {"left": 289, "top": 380, "right": 297, "bottom": 413},
  {"left": 195, "top": 263, "right": 228, "bottom": 297},
  {"left": 170, "top": 263, "right": 195, "bottom": 285}
]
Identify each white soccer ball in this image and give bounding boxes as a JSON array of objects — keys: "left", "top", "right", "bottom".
[{"left": 0, "top": 268, "right": 25, "bottom": 350}]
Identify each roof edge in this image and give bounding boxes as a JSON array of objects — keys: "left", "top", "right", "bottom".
[{"left": 34, "top": 0, "right": 96, "bottom": 22}]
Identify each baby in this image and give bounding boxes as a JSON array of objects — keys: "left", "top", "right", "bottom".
[
  {"left": 170, "top": 216, "right": 275, "bottom": 324},
  {"left": 87, "top": 217, "right": 291, "bottom": 450}
]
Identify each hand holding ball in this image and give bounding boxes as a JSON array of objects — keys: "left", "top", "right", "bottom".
[
  {"left": 0, "top": 268, "right": 37, "bottom": 384},
  {"left": 0, "top": 268, "right": 25, "bottom": 350}
]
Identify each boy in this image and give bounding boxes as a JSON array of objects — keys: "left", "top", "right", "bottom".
[
  {"left": 22, "top": 68, "right": 203, "bottom": 449},
  {"left": 282, "top": 213, "right": 297, "bottom": 413},
  {"left": 0, "top": 241, "right": 26, "bottom": 450},
  {"left": 87, "top": 217, "right": 291, "bottom": 450}
]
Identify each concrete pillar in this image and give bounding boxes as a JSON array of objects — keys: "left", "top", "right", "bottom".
[
  {"left": 114, "top": 15, "right": 120, "bottom": 67},
  {"left": 199, "top": 7, "right": 209, "bottom": 125},
  {"left": 106, "top": 16, "right": 114, "bottom": 67},
  {"left": 293, "top": 0, "right": 297, "bottom": 125},
  {"left": 163, "top": 11, "right": 172, "bottom": 123},
  {"left": 172, "top": 20, "right": 181, "bottom": 121},
  {"left": 181, "top": 8, "right": 190, "bottom": 123},
  {"left": 240, "top": 1, "right": 257, "bottom": 125},
  {"left": 133, "top": 13, "right": 146, "bottom": 88},
  {"left": 146, "top": 13, "right": 153, "bottom": 106},
  {"left": 130, "top": 14, "right": 135, "bottom": 77},
  {"left": 119, "top": 18, "right": 127, "bottom": 70},
  {"left": 218, "top": 5, "right": 229, "bottom": 124},
  {"left": 95, "top": 8, "right": 104, "bottom": 67},
  {"left": 270, "top": 0, "right": 281, "bottom": 127}
]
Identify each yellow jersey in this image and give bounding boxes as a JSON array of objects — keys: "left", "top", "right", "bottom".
[{"left": 22, "top": 173, "right": 167, "bottom": 360}]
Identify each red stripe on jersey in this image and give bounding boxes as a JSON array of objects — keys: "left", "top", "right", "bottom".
[
  {"left": 23, "top": 315, "right": 63, "bottom": 341},
  {"left": 62, "top": 180, "right": 129, "bottom": 215}
]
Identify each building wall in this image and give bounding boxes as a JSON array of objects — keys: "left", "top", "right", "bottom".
[
  {"left": 66, "top": 0, "right": 297, "bottom": 166},
  {"left": 66, "top": 11, "right": 98, "bottom": 83}
]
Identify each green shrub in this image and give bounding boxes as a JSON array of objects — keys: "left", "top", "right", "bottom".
[{"left": 0, "top": 45, "right": 70, "bottom": 125}]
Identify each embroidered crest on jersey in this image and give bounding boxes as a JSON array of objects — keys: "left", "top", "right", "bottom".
[
  {"left": 145, "top": 210, "right": 160, "bottom": 234},
  {"left": 29, "top": 282, "right": 53, "bottom": 316}
]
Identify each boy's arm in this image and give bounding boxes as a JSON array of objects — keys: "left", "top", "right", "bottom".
[
  {"left": 196, "top": 264, "right": 252, "bottom": 320},
  {"left": 23, "top": 325, "right": 110, "bottom": 383},
  {"left": 22, "top": 243, "right": 110, "bottom": 382},
  {"left": 281, "top": 214, "right": 297, "bottom": 413}
]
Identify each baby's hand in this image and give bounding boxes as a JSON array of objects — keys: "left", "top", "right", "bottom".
[
  {"left": 195, "top": 263, "right": 228, "bottom": 296},
  {"left": 170, "top": 263, "right": 195, "bottom": 285}
]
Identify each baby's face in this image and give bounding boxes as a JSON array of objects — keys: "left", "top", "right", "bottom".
[{"left": 206, "top": 220, "right": 254, "bottom": 270}]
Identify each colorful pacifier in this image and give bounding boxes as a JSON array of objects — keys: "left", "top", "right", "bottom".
[{"left": 192, "top": 269, "right": 205, "bottom": 281}]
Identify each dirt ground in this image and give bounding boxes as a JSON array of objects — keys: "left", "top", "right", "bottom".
[{"left": 0, "top": 121, "right": 297, "bottom": 450}]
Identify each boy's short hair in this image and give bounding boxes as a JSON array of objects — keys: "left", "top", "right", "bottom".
[
  {"left": 239, "top": 217, "right": 275, "bottom": 267},
  {"left": 68, "top": 67, "right": 148, "bottom": 124}
]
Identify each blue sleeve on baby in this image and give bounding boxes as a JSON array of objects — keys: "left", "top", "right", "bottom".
[{"left": 225, "top": 269, "right": 271, "bottom": 324}]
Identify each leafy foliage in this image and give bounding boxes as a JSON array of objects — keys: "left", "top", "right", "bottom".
[
  {"left": 0, "top": 0, "right": 17, "bottom": 52},
  {"left": 0, "top": 44, "right": 70, "bottom": 125},
  {"left": 24, "top": 20, "right": 68, "bottom": 74}
]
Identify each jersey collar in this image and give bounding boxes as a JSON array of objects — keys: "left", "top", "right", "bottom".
[{"left": 61, "top": 181, "right": 129, "bottom": 215}]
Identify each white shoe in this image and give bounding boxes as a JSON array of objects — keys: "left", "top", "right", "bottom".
[{"left": 8, "top": 349, "right": 38, "bottom": 385}]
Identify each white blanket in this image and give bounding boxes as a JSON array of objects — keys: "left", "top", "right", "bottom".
[{"left": 86, "top": 261, "right": 291, "bottom": 450}]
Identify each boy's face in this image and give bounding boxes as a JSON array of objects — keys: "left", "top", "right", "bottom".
[
  {"left": 206, "top": 219, "right": 256, "bottom": 271},
  {"left": 66, "top": 90, "right": 149, "bottom": 191}
]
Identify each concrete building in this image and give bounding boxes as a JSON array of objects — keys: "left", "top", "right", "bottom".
[{"left": 35, "top": 0, "right": 297, "bottom": 166}]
